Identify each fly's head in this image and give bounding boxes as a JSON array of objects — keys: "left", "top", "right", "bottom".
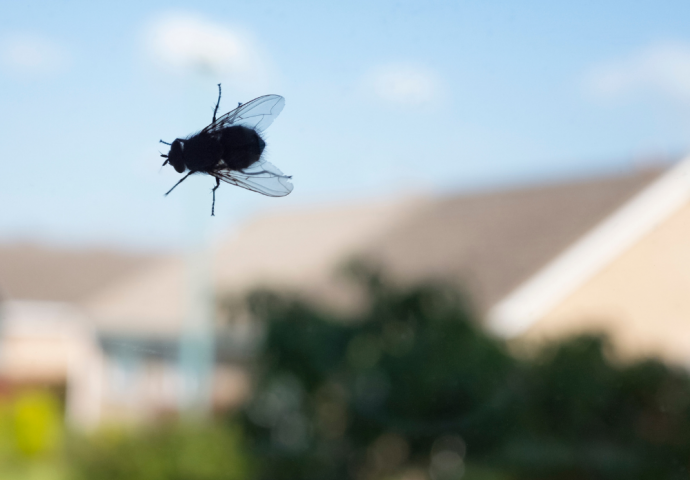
[{"left": 166, "top": 139, "right": 186, "bottom": 173}]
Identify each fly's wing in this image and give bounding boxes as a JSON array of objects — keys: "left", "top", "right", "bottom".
[
  {"left": 211, "top": 158, "right": 294, "bottom": 197},
  {"left": 203, "top": 95, "right": 285, "bottom": 134}
]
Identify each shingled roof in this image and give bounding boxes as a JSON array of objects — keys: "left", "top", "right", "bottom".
[
  {"left": 0, "top": 243, "right": 164, "bottom": 303},
  {"left": 363, "top": 168, "right": 664, "bottom": 312},
  {"left": 82, "top": 166, "right": 666, "bottom": 336}
]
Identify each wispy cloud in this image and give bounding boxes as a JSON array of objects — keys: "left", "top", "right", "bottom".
[
  {"left": 0, "top": 33, "right": 70, "bottom": 76},
  {"left": 584, "top": 41, "right": 690, "bottom": 104},
  {"left": 365, "top": 63, "right": 442, "bottom": 107},
  {"left": 144, "top": 11, "right": 271, "bottom": 89}
]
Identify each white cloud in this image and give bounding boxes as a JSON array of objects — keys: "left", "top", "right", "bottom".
[
  {"left": 145, "top": 11, "right": 270, "bottom": 88},
  {"left": 0, "top": 33, "right": 70, "bottom": 76},
  {"left": 584, "top": 42, "right": 690, "bottom": 104},
  {"left": 366, "top": 63, "right": 441, "bottom": 107}
]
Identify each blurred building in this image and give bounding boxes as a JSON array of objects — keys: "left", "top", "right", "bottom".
[
  {"left": 0, "top": 245, "right": 164, "bottom": 428},
  {"left": 1, "top": 156, "right": 688, "bottom": 428}
]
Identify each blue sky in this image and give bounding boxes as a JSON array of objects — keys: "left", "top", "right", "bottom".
[{"left": 1, "top": 0, "right": 690, "bottom": 250}]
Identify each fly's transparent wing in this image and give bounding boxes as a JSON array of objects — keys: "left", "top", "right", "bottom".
[
  {"left": 211, "top": 158, "right": 293, "bottom": 197},
  {"left": 203, "top": 95, "right": 285, "bottom": 134}
]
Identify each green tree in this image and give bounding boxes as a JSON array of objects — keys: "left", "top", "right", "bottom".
[
  {"left": 240, "top": 269, "right": 518, "bottom": 480},
  {"left": 240, "top": 269, "right": 690, "bottom": 480}
]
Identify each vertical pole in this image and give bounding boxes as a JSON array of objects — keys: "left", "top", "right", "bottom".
[
  {"left": 178, "top": 221, "right": 214, "bottom": 416},
  {"left": 177, "top": 86, "right": 216, "bottom": 415}
]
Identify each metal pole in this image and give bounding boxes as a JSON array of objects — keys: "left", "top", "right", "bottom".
[{"left": 177, "top": 91, "right": 216, "bottom": 416}]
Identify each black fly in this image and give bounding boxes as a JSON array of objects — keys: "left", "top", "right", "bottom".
[{"left": 160, "top": 84, "right": 293, "bottom": 216}]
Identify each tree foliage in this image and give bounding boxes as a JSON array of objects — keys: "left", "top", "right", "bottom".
[{"left": 240, "top": 269, "right": 690, "bottom": 480}]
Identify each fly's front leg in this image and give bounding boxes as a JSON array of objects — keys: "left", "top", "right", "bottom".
[
  {"left": 165, "top": 171, "right": 194, "bottom": 196},
  {"left": 211, "top": 177, "right": 221, "bottom": 216}
]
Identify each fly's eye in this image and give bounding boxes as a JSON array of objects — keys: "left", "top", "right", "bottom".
[{"left": 167, "top": 141, "right": 186, "bottom": 173}]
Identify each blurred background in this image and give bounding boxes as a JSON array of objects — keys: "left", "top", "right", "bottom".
[{"left": 2, "top": 1, "right": 690, "bottom": 479}]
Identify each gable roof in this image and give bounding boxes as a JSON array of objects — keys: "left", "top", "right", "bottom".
[
  {"left": 0, "top": 243, "right": 163, "bottom": 303},
  {"left": 362, "top": 167, "right": 664, "bottom": 313},
  {"left": 487, "top": 156, "right": 690, "bottom": 338}
]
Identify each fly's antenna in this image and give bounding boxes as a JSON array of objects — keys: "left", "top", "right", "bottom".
[
  {"left": 165, "top": 171, "right": 194, "bottom": 196},
  {"left": 212, "top": 83, "right": 222, "bottom": 123},
  {"left": 160, "top": 153, "right": 169, "bottom": 167},
  {"left": 160, "top": 140, "right": 172, "bottom": 146}
]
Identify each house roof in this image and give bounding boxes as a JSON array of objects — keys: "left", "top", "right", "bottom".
[
  {"left": 362, "top": 167, "right": 664, "bottom": 313},
  {"left": 0, "top": 243, "right": 164, "bottom": 303},
  {"left": 82, "top": 164, "right": 667, "bottom": 337},
  {"left": 488, "top": 155, "right": 690, "bottom": 338}
]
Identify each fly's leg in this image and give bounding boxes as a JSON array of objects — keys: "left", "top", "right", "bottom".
[
  {"left": 212, "top": 84, "right": 222, "bottom": 123},
  {"left": 159, "top": 140, "right": 172, "bottom": 146},
  {"left": 165, "top": 171, "right": 194, "bottom": 196},
  {"left": 211, "top": 177, "right": 221, "bottom": 216}
]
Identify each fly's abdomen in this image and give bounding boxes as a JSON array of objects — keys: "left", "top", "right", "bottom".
[{"left": 219, "top": 125, "right": 266, "bottom": 171}]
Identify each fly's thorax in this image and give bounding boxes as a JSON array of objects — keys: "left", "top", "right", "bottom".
[{"left": 182, "top": 133, "right": 224, "bottom": 171}]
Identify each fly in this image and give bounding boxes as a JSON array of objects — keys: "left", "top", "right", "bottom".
[{"left": 160, "top": 84, "right": 293, "bottom": 215}]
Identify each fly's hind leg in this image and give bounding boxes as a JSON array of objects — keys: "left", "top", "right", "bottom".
[
  {"left": 211, "top": 177, "right": 221, "bottom": 216},
  {"left": 212, "top": 84, "right": 222, "bottom": 123}
]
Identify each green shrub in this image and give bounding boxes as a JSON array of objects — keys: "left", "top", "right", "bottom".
[{"left": 68, "top": 421, "right": 252, "bottom": 480}]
